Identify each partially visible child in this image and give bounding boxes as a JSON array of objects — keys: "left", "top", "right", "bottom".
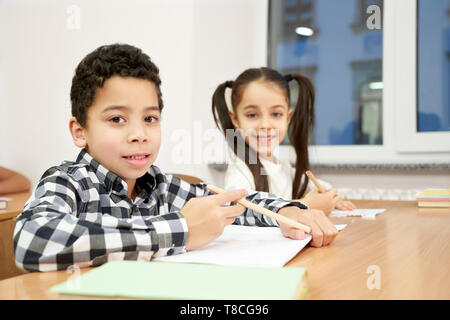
[
  {"left": 0, "top": 167, "right": 31, "bottom": 195},
  {"left": 211, "top": 67, "right": 356, "bottom": 215},
  {"left": 13, "top": 45, "right": 337, "bottom": 272}
]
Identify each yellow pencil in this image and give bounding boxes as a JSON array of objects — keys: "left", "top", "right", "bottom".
[
  {"left": 305, "top": 170, "right": 326, "bottom": 193},
  {"left": 206, "top": 184, "right": 311, "bottom": 234}
]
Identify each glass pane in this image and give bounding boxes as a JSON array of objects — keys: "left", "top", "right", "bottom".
[
  {"left": 417, "top": 0, "right": 450, "bottom": 132},
  {"left": 269, "top": 0, "right": 383, "bottom": 145}
]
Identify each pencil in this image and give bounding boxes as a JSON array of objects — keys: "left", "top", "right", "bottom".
[
  {"left": 305, "top": 170, "right": 326, "bottom": 193},
  {"left": 206, "top": 184, "right": 311, "bottom": 234}
]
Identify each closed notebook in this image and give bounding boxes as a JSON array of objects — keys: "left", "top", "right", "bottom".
[{"left": 50, "top": 260, "right": 308, "bottom": 300}]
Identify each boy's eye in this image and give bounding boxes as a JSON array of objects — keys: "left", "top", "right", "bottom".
[{"left": 110, "top": 116, "right": 125, "bottom": 123}]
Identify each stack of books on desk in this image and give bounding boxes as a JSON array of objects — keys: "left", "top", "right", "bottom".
[{"left": 416, "top": 189, "right": 450, "bottom": 208}]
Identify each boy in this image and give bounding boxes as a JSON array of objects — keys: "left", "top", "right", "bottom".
[{"left": 13, "top": 44, "right": 337, "bottom": 272}]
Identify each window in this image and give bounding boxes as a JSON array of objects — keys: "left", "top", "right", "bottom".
[
  {"left": 417, "top": 0, "right": 450, "bottom": 132},
  {"left": 395, "top": 0, "right": 450, "bottom": 153},
  {"left": 269, "top": 0, "right": 450, "bottom": 163},
  {"left": 269, "top": 0, "right": 383, "bottom": 146}
]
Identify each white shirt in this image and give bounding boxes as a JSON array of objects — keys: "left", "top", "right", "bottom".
[{"left": 224, "top": 151, "right": 331, "bottom": 200}]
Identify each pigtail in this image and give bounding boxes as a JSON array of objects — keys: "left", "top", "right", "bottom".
[
  {"left": 289, "top": 74, "right": 315, "bottom": 199},
  {"left": 212, "top": 82, "right": 234, "bottom": 134}
]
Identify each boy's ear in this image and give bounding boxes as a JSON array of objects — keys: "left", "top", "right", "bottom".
[
  {"left": 228, "top": 110, "right": 240, "bottom": 129},
  {"left": 69, "top": 117, "right": 87, "bottom": 148}
]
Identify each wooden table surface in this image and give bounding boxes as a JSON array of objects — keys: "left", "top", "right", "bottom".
[
  {"left": 0, "top": 192, "right": 30, "bottom": 281},
  {"left": 286, "top": 200, "right": 450, "bottom": 299},
  {"left": 0, "top": 200, "right": 449, "bottom": 300},
  {"left": 0, "top": 192, "right": 30, "bottom": 221}
]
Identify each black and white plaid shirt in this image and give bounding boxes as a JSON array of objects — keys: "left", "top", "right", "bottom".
[{"left": 14, "top": 149, "right": 307, "bottom": 272}]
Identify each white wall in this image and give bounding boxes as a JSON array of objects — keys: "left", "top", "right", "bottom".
[{"left": 0, "top": 0, "right": 196, "bottom": 185}]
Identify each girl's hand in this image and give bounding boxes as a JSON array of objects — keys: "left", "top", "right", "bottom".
[
  {"left": 335, "top": 199, "right": 357, "bottom": 211},
  {"left": 296, "top": 188, "right": 340, "bottom": 215}
]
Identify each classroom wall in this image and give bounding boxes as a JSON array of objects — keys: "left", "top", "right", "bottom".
[
  {"left": 0, "top": 0, "right": 449, "bottom": 195},
  {"left": 0, "top": 0, "right": 198, "bottom": 185}
]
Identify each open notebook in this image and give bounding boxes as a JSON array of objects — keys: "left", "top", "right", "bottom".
[
  {"left": 155, "top": 225, "right": 310, "bottom": 267},
  {"left": 154, "top": 224, "right": 346, "bottom": 267}
]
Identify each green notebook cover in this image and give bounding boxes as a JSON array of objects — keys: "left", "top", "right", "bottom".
[{"left": 50, "top": 260, "right": 308, "bottom": 300}]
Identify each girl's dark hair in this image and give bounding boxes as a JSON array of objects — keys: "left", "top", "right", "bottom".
[
  {"left": 70, "top": 43, "right": 163, "bottom": 127},
  {"left": 212, "top": 67, "right": 315, "bottom": 199}
]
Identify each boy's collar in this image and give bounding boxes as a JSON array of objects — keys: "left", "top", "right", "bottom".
[{"left": 76, "top": 148, "right": 156, "bottom": 195}]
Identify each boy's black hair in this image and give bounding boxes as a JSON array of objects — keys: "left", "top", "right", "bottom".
[{"left": 70, "top": 43, "right": 163, "bottom": 126}]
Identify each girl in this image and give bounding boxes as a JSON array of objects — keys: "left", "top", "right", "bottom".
[{"left": 211, "top": 67, "right": 355, "bottom": 214}]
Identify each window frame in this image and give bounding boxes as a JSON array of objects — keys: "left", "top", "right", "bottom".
[
  {"left": 395, "top": 0, "right": 450, "bottom": 153},
  {"left": 270, "top": 0, "right": 450, "bottom": 165}
]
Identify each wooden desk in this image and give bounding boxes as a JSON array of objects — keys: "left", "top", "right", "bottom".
[
  {"left": 0, "top": 192, "right": 30, "bottom": 222},
  {"left": 0, "top": 200, "right": 449, "bottom": 299},
  {"left": 0, "top": 192, "right": 30, "bottom": 281},
  {"left": 286, "top": 200, "right": 450, "bottom": 299}
]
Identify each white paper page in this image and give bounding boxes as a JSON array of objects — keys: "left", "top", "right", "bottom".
[
  {"left": 334, "top": 224, "right": 347, "bottom": 231},
  {"left": 154, "top": 224, "right": 347, "bottom": 267},
  {"left": 330, "top": 208, "right": 386, "bottom": 219}
]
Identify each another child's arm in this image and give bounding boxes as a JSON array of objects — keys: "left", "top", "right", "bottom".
[
  {"left": 295, "top": 175, "right": 356, "bottom": 213},
  {"left": 0, "top": 166, "right": 31, "bottom": 195},
  {"left": 297, "top": 188, "right": 356, "bottom": 213},
  {"left": 298, "top": 187, "right": 340, "bottom": 215},
  {"left": 335, "top": 199, "right": 357, "bottom": 211}
]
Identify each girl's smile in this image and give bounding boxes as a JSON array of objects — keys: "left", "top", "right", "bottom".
[{"left": 230, "top": 81, "right": 291, "bottom": 160}]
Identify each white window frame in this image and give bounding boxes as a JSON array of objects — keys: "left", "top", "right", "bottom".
[
  {"left": 279, "top": 0, "right": 450, "bottom": 165},
  {"left": 394, "top": 0, "right": 450, "bottom": 153}
]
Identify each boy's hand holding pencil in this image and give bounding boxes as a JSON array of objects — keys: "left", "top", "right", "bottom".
[
  {"left": 206, "top": 185, "right": 338, "bottom": 248},
  {"left": 181, "top": 188, "right": 248, "bottom": 251}
]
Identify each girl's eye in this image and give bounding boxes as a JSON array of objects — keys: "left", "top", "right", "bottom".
[
  {"left": 272, "top": 112, "right": 283, "bottom": 118},
  {"left": 246, "top": 113, "right": 257, "bottom": 119},
  {"left": 110, "top": 116, "right": 125, "bottom": 123},
  {"left": 145, "top": 116, "right": 159, "bottom": 123}
]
